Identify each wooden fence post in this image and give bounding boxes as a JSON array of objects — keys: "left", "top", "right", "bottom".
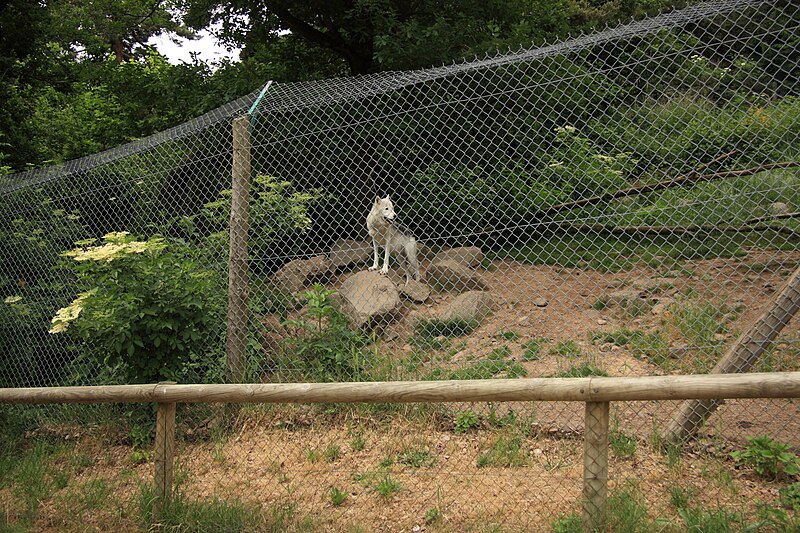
[
  {"left": 583, "top": 401, "right": 609, "bottom": 532},
  {"left": 226, "top": 115, "right": 252, "bottom": 384},
  {"left": 154, "top": 382, "right": 177, "bottom": 516},
  {"left": 665, "top": 265, "right": 800, "bottom": 443}
]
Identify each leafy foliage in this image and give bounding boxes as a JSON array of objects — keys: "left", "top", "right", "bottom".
[
  {"left": 51, "top": 232, "right": 226, "bottom": 384},
  {"left": 731, "top": 436, "right": 800, "bottom": 481}
]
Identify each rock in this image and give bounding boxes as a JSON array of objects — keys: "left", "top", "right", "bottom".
[
  {"left": 272, "top": 256, "right": 332, "bottom": 294},
  {"left": 597, "top": 318, "right": 608, "bottom": 325},
  {"left": 632, "top": 278, "right": 674, "bottom": 294},
  {"left": 398, "top": 279, "right": 431, "bottom": 303},
  {"left": 606, "top": 290, "right": 642, "bottom": 305},
  {"left": 433, "top": 246, "right": 484, "bottom": 268},
  {"left": 533, "top": 297, "right": 548, "bottom": 308},
  {"left": 328, "top": 239, "right": 372, "bottom": 268},
  {"left": 651, "top": 303, "right": 668, "bottom": 316},
  {"left": 427, "top": 260, "right": 489, "bottom": 293},
  {"left": 336, "top": 270, "right": 401, "bottom": 328},
  {"left": 440, "top": 291, "right": 496, "bottom": 322},
  {"left": 770, "top": 202, "right": 790, "bottom": 215}
]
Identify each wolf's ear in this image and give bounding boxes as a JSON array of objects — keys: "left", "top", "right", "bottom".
[
  {"left": 386, "top": 195, "right": 391, "bottom": 201},
  {"left": 374, "top": 195, "right": 381, "bottom": 204}
]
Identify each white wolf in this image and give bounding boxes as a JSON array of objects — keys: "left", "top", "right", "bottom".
[{"left": 366, "top": 195, "right": 421, "bottom": 284}]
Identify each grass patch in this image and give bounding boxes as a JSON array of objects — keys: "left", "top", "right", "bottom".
[
  {"left": 477, "top": 431, "right": 528, "bottom": 468},
  {"left": 425, "top": 354, "right": 526, "bottom": 380},
  {"left": 397, "top": 448, "right": 436, "bottom": 468},
  {"left": 521, "top": 337, "right": 550, "bottom": 361},
  {"left": 374, "top": 475, "right": 402, "bottom": 498},
  {"left": 139, "top": 483, "right": 283, "bottom": 532},
  {"left": 495, "top": 330, "right": 521, "bottom": 341},
  {"left": 552, "top": 340, "right": 582, "bottom": 357},
  {"left": 414, "top": 317, "right": 480, "bottom": 339},
  {"left": 554, "top": 362, "right": 608, "bottom": 378}
]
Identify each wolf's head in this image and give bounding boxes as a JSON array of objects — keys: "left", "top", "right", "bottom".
[{"left": 373, "top": 195, "right": 396, "bottom": 222}]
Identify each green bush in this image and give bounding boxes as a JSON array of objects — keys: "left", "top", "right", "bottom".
[
  {"left": 50, "top": 232, "right": 227, "bottom": 384},
  {"left": 279, "top": 284, "right": 374, "bottom": 381}
]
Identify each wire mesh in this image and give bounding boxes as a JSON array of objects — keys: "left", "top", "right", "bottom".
[{"left": 1, "top": 0, "right": 799, "bottom": 530}]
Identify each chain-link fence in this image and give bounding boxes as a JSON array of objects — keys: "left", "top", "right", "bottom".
[{"left": 2, "top": 0, "right": 799, "bottom": 530}]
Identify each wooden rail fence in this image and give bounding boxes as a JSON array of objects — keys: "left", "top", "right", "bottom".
[{"left": 3, "top": 372, "right": 800, "bottom": 532}]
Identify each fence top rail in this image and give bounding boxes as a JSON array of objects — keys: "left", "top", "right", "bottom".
[{"left": 1, "top": 372, "right": 800, "bottom": 405}]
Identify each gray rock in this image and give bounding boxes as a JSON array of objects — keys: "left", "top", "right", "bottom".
[
  {"left": 427, "top": 260, "right": 489, "bottom": 293},
  {"left": 272, "top": 255, "right": 332, "bottom": 294},
  {"left": 328, "top": 239, "right": 373, "bottom": 268},
  {"left": 605, "top": 290, "right": 642, "bottom": 306},
  {"left": 441, "top": 291, "right": 496, "bottom": 322},
  {"left": 398, "top": 279, "right": 431, "bottom": 303},
  {"left": 770, "top": 202, "right": 790, "bottom": 215},
  {"left": 433, "top": 246, "right": 484, "bottom": 268},
  {"left": 533, "top": 297, "right": 548, "bottom": 308},
  {"left": 337, "top": 270, "right": 401, "bottom": 328}
]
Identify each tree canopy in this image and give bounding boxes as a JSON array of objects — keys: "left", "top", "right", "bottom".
[{"left": 1, "top": 0, "right": 678, "bottom": 172}]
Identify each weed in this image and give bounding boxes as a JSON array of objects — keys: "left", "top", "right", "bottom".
[
  {"left": 350, "top": 433, "right": 366, "bottom": 452},
  {"left": 454, "top": 411, "right": 480, "bottom": 433},
  {"left": 780, "top": 482, "right": 800, "bottom": 511},
  {"left": 495, "top": 330, "right": 520, "bottom": 341},
  {"left": 329, "top": 486, "right": 348, "bottom": 507},
  {"left": 552, "top": 512, "right": 583, "bottom": 533},
  {"left": 375, "top": 475, "right": 402, "bottom": 498},
  {"left": 397, "top": 448, "right": 436, "bottom": 468},
  {"left": 425, "top": 487, "right": 444, "bottom": 524},
  {"left": 731, "top": 435, "right": 800, "bottom": 480},
  {"left": 610, "top": 417, "right": 637, "bottom": 457},
  {"left": 426, "top": 357, "right": 526, "bottom": 380},
  {"left": 477, "top": 431, "right": 528, "bottom": 468},
  {"left": 554, "top": 362, "right": 608, "bottom": 378},
  {"left": 668, "top": 486, "right": 695, "bottom": 510},
  {"left": 487, "top": 345, "right": 512, "bottom": 359},
  {"left": 552, "top": 340, "right": 581, "bottom": 357},
  {"left": 414, "top": 317, "right": 480, "bottom": 340},
  {"left": 590, "top": 298, "right": 608, "bottom": 310},
  {"left": 324, "top": 443, "right": 342, "bottom": 463},
  {"left": 487, "top": 404, "right": 517, "bottom": 428},
  {"left": 306, "top": 449, "right": 321, "bottom": 464},
  {"left": 521, "top": 337, "right": 549, "bottom": 361},
  {"left": 630, "top": 330, "right": 672, "bottom": 370},
  {"left": 590, "top": 328, "right": 641, "bottom": 346}
]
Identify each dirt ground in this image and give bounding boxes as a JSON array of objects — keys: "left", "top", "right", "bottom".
[{"left": 12, "top": 250, "right": 800, "bottom": 532}]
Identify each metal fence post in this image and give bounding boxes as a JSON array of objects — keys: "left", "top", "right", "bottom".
[
  {"left": 583, "top": 401, "right": 609, "bottom": 532},
  {"left": 154, "top": 381, "right": 177, "bottom": 516}
]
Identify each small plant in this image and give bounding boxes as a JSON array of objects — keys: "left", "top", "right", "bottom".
[
  {"left": 610, "top": 417, "right": 637, "bottom": 457},
  {"left": 375, "top": 475, "right": 402, "bottom": 498},
  {"left": 554, "top": 362, "right": 608, "bottom": 378},
  {"left": 454, "top": 411, "right": 480, "bottom": 433},
  {"left": 495, "top": 330, "right": 520, "bottom": 341},
  {"left": 329, "top": 486, "right": 348, "bottom": 506},
  {"left": 487, "top": 403, "right": 517, "bottom": 428},
  {"left": 590, "top": 298, "right": 608, "bottom": 310},
  {"left": 521, "top": 337, "right": 549, "bottom": 361},
  {"left": 476, "top": 431, "right": 528, "bottom": 468},
  {"left": 324, "top": 443, "right": 342, "bottom": 463},
  {"left": 306, "top": 448, "right": 321, "bottom": 464},
  {"left": 780, "top": 481, "right": 800, "bottom": 510},
  {"left": 731, "top": 435, "right": 800, "bottom": 480},
  {"left": 552, "top": 340, "right": 582, "bottom": 357},
  {"left": 350, "top": 433, "right": 366, "bottom": 452},
  {"left": 425, "top": 487, "right": 444, "bottom": 524},
  {"left": 414, "top": 317, "right": 480, "bottom": 339},
  {"left": 397, "top": 448, "right": 435, "bottom": 468}
]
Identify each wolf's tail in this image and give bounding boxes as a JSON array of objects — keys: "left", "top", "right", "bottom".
[{"left": 405, "top": 239, "right": 421, "bottom": 282}]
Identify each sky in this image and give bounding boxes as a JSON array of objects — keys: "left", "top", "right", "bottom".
[{"left": 149, "top": 28, "right": 240, "bottom": 65}]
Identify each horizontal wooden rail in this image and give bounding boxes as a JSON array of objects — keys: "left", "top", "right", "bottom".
[{"left": 2, "top": 372, "right": 800, "bottom": 405}]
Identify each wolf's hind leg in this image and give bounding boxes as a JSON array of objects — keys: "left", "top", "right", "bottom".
[{"left": 405, "top": 239, "right": 421, "bottom": 282}]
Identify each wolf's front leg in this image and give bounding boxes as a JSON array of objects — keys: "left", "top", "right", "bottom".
[
  {"left": 381, "top": 245, "right": 390, "bottom": 275},
  {"left": 368, "top": 239, "right": 379, "bottom": 271}
]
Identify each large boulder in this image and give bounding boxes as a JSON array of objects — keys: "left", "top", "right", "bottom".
[
  {"left": 427, "top": 260, "right": 489, "bottom": 293},
  {"left": 329, "top": 239, "right": 373, "bottom": 269},
  {"left": 272, "top": 256, "right": 332, "bottom": 294},
  {"left": 441, "top": 291, "right": 496, "bottom": 322},
  {"left": 337, "top": 270, "right": 401, "bottom": 328},
  {"left": 433, "top": 246, "right": 484, "bottom": 268}
]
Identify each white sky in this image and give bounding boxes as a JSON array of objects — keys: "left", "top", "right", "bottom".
[{"left": 149, "top": 28, "right": 240, "bottom": 65}]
